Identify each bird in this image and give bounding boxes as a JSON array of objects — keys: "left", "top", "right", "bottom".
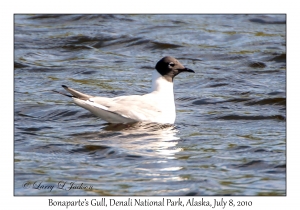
[{"left": 54, "top": 56, "right": 194, "bottom": 124}]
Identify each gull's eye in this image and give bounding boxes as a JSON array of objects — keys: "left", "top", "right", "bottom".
[{"left": 169, "top": 62, "right": 175, "bottom": 67}]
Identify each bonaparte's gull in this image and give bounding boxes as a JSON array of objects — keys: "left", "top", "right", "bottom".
[{"left": 54, "top": 56, "right": 194, "bottom": 124}]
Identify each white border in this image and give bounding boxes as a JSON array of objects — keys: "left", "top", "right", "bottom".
[{"left": 5, "top": 0, "right": 295, "bottom": 209}]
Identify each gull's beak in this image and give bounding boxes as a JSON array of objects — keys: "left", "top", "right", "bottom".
[{"left": 180, "top": 68, "right": 195, "bottom": 73}]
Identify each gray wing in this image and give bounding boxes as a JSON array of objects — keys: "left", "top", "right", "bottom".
[
  {"left": 60, "top": 85, "right": 161, "bottom": 122},
  {"left": 90, "top": 95, "right": 162, "bottom": 121}
]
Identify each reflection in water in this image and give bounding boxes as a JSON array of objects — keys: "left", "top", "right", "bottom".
[{"left": 70, "top": 122, "right": 181, "bottom": 159}]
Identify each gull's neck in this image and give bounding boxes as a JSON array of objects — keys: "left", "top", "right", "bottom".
[
  {"left": 151, "top": 70, "right": 174, "bottom": 95},
  {"left": 149, "top": 70, "right": 176, "bottom": 124}
]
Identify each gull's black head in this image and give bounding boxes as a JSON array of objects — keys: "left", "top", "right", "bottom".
[{"left": 155, "top": 56, "right": 195, "bottom": 82}]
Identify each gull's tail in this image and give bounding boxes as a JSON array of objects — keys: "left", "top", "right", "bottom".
[
  {"left": 53, "top": 85, "right": 93, "bottom": 100},
  {"left": 52, "top": 89, "right": 73, "bottom": 98}
]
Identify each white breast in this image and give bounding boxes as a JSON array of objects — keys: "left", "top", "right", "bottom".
[{"left": 148, "top": 70, "right": 176, "bottom": 123}]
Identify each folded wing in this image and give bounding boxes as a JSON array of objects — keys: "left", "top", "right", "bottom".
[{"left": 62, "top": 86, "right": 162, "bottom": 123}]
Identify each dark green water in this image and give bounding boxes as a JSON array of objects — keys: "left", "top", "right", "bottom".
[{"left": 14, "top": 14, "right": 286, "bottom": 196}]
